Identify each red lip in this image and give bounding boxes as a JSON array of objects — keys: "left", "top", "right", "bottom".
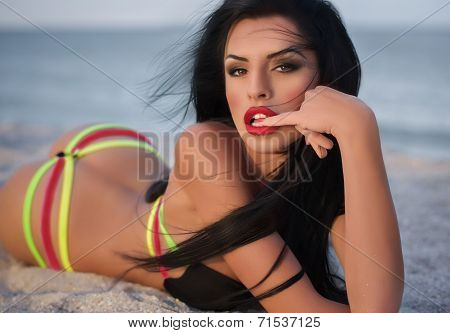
[
  {"left": 244, "top": 106, "right": 278, "bottom": 136},
  {"left": 244, "top": 106, "right": 278, "bottom": 125}
]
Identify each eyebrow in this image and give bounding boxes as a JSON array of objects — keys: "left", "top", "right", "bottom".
[{"left": 225, "top": 46, "right": 306, "bottom": 62}]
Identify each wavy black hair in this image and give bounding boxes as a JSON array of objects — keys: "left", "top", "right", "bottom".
[{"left": 114, "top": 0, "right": 361, "bottom": 311}]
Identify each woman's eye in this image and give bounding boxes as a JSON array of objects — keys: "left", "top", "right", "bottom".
[
  {"left": 228, "top": 68, "right": 247, "bottom": 77},
  {"left": 227, "top": 63, "right": 299, "bottom": 77},
  {"left": 276, "top": 63, "right": 299, "bottom": 72}
]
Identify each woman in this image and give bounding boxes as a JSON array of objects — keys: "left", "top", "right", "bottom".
[{"left": 0, "top": 0, "right": 404, "bottom": 313}]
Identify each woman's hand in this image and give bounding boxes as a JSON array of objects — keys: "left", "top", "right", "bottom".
[{"left": 252, "top": 85, "right": 374, "bottom": 158}]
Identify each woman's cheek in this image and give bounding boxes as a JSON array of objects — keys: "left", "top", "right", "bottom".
[
  {"left": 226, "top": 87, "right": 241, "bottom": 110},
  {"left": 281, "top": 80, "right": 307, "bottom": 107}
]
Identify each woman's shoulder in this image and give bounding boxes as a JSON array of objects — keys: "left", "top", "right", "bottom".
[
  {"left": 174, "top": 120, "right": 242, "bottom": 175},
  {"left": 172, "top": 121, "right": 253, "bottom": 226},
  {"left": 181, "top": 120, "right": 237, "bottom": 136}
]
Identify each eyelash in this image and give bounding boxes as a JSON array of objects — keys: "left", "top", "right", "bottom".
[{"left": 227, "top": 63, "right": 300, "bottom": 77}]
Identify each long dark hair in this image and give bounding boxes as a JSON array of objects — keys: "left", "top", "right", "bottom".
[{"left": 115, "top": 0, "right": 360, "bottom": 309}]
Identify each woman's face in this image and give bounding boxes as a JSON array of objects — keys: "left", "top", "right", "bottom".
[{"left": 224, "top": 15, "right": 319, "bottom": 154}]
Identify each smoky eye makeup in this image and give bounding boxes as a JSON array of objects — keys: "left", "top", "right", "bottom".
[
  {"left": 225, "top": 59, "right": 304, "bottom": 77},
  {"left": 225, "top": 51, "right": 306, "bottom": 69}
]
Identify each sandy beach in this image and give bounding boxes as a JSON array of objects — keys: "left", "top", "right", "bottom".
[{"left": 0, "top": 121, "right": 448, "bottom": 313}]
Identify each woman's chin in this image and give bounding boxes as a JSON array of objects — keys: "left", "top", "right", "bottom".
[{"left": 242, "top": 138, "right": 285, "bottom": 155}]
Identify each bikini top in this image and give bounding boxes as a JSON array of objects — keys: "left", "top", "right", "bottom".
[
  {"left": 147, "top": 193, "right": 305, "bottom": 312},
  {"left": 163, "top": 261, "right": 266, "bottom": 312}
]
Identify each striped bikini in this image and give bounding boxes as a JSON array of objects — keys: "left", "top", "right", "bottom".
[
  {"left": 145, "top": 193, "right": 179, "bottom": 279},
  {"left": 21, "top": 122, "right": 175, "bottom": 272}
]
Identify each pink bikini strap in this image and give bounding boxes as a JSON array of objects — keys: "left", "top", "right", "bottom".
[{"left": 40, "top": 127, "right": 153, "bottom": 271}]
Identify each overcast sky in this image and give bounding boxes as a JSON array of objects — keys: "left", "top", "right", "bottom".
[{"left": 0, "top": 0, "right": 449, "bottom": 30}]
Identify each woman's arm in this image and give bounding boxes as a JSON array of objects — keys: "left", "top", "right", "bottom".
[
  {"left": 254, "top": 86, "right": 405, "bottom": 312},
  {"left": 336, "top": 111, "right": 404, "bottom": 312},
  {"left": 174, "top": 121, "right": 352, "bottom": 312}
]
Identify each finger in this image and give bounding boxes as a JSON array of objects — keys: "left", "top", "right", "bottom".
[
  {"left": 304, "top": 132, "right": 312, "bottom": 146},
  {"left": 299, "top": 129, "right": 332, "bottom": 151},
  {"left": 308, "top": 132, "right": 334, "bottom": 150},
  {"left": 304, "top": 134, "right": 310, "bottom": 145},
  {"left": 310, "top": 141, "right": 322, "bottom": 158},
  {"left": 252, "top": 111, "right": 301, "bottom": 127},
  {"left": 319, "top": 146, "right": 328, "bottom": 158},
  {"left": 312, "top": 143, "right": 327, "bottom": 159},
  {"left": 305, "top": 136, "right": 311, "bottom": 146},
  {"left": 296, "top": 127, "right": 311, "bottom": 144}
]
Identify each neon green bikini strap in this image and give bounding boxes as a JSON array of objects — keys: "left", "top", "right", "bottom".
[
  {"left": 158, "top": 199, "right": 178, "bottom": 252},
  {"left": 22, "top": 157, "right": 58, "bottom": 268},
  {"left": 146, "top": 195, "right": 162, "bottom": 257},
  {"left": 145, "top": 195, "right": 179, "bottom": 258},
  {"left": 64, "top": 123, "right": 130, "bottom": 153},
  {"left": 76, "top": 139, "right": 163, "bottom": 160},
  {"left": 58, "top": 123, "right": 164, "bottom": 272},
  {"left": 58, "top": 123, "right": 129, "bottom": 271}
]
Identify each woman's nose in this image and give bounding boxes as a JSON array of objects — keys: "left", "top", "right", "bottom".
[{"left": 247, "top": 71, "right": 272, "bottom": 100}]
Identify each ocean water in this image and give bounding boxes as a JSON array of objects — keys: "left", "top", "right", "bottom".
[{"left": 0, "top": 26, "right": 449, "bottom": 161}]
